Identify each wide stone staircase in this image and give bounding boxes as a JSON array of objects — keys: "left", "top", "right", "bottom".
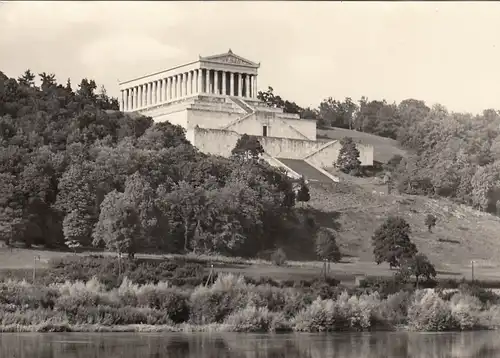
[
  {"left": 230, "top": 97, "right": 254, "bottom": 113},
  {"left": 190, "top": 96, "right": 245, "bottom": 113},
  {"left": 276, "top": 158, "right": 333, "bottom": 183}
]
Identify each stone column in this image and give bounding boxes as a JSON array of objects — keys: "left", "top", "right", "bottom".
[
  {"left": 178, "top": 74, "right": 182, "bottom": 98},
  {"left": 167, "top": 77, "right": 170, "bottom": 102},
  {"left": 171, "top": 76, "right": 175, "bottom": 99},
  {"left": 204, "top": 69, "right": 209, "bottom": 94},
  {"left": 186, "top": 71, "right": 191, "bottom": 96},
  {"left": 168, "top": 77, "right": 172, "bottom": 100},
  {"left": 230, "top": 72, "right": 234, "bottom": 96},
  {"left": 175, "top": 75, "right": 182, "bottom": 98},
  {"left": 138, "top": 86, "right": 142, "bottom": 108},
  {"left": 158, "top": 80, "right": 161, "bottom": 103},
  {"left": 178, "top": 74, "right": 183, "bottom": 98},
  {"left": 181, "top": 73, "right": 185, "bottom": 97},
  {"left": 171, "top": 77, "right": 175, "bottom": 99},
  {"left": 247, "top": 76, "right": 252, "bottom": 98},
  {"left": 238, "top": 73, "right": 243, "bottom": 97},
  {"left": 184, "top": 72, "right": 188, "bottom": 96},
  {"left": 172, "top": 75, "right": 177, "bottom": 99},
  {"left": 160, "top": 78, "right": 167, "bottom": 102},
  {"left": 221, "top": 71, "right": 227, "bottom": 96},
  {"left": 152, "top": 81, "right": 156, "bottom": 104},
  {"left": 245, "top": 75, "right": 250, "bottom": 98},
  {"left": 133, "top": 87, "right": 137, "bottom": 109},
  {"left": 213, "top": 70, "right": 219, "bottom": 95},
  {"left": 253, "top": 75, "right": 258, "bottom": 98},
  {"left": 150, "top": 82, "right": 154, "bottom": 105},
  {"left": 197, "top": 69, "right": 202, "bottom": 94},
  {"left": 157, "top": 82, "right": 162, "bottom": 103}
]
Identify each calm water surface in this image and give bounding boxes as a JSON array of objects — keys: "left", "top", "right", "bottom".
[{"left": 2, "top": 331, "right": 500, "bottom": 358}]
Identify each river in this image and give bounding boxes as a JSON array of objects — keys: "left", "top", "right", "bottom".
[{"left": 1, "top": 331, "right": 500, "bottom": 357}]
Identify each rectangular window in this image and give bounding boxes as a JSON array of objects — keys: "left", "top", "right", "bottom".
[{"left": 262, "top": 125, "right": 268, "bottom": 137}]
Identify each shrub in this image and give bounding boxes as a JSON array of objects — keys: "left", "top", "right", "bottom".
[
  {"left": 282, "top": 291, "right": 313, "bottom": 319},
  {"left": 0, "top": 281, "right": 59, "bottom": 309},
  {"left": 449, "top": 292, "right": 482, "bottom": 330},
  {"left": 245, "top": 285, "right": 294, "bottom": 312},
  {"left": 424, "top": 214, "right": 437, "bottom": 232},
  {"left": 407, "top": 290, "right": 456, "bottom": 331},
  {"left": 172, "top": 263, "right": 205, "bottom": 279},
  {"left": 378, "top": 291, "right": 412, "bottom": 325},
  {"left": 292, "top": 291, "right": 382, "bottom": 332},
  {"left": 189, "top": 274, "right": 248, "bottom": 324},
  {"left": 46, "top": 256, "right": 194, "bottom": 289},
  {"left": 458, "top": 283, "right": 500, "bottom": 306},
  {"left": 271, "top": 248, "right": 287, "bottom": 266},
  {"left": 308, "top": 279, "right": 342, "bottom": 300},
  {"left": 70, "top": 305, "right": 172, "bottom": 325},
  {"left": 1, "top": 308, "right": 68, "bottom": 326},
  {"left": 358, "top": 276, "right": 411, "bottom": 298},
  {"left": 224, "top": 305, "right": 288, "bottom": 332}
]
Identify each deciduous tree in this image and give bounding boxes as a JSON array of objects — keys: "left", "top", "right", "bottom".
[
  {"left": 92, "top": 190, "right": 141, "bottom": 258},
  {"left": 372, "top": 216, "right": 418, "bottom": 268},
  {"left": 315, "top": 227, "right": 341, "bottom": 262},
  {"left": 231, "top": 134, "right": 264, "bottom": 160},
  {"left": 400, "top": 254, "right": 436, "bottom": 287},
  {"left": 296, "top": 177, "right": 310, "bottom": 204}
]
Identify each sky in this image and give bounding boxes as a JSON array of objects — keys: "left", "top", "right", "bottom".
[{"left": 1, "top": 1, "right": 500, "bottom": 114}]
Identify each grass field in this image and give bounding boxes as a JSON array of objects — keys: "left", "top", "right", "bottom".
[
  {"left": 317, "top": 126, "right": 407, "bottom": 163},
  {"left": 307, "top": 173, "right": 500, "bottom": 282}
]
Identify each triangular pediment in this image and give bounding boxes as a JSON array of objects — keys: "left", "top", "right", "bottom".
[{"left": 200, "top": 50, "right": 259, "bottom": 68}]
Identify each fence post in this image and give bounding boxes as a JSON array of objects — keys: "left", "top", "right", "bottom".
[
  {"left": 32, "top": 255, "right": 40, "bottom": 284},
  {"left": 323, "top": 259, "right": 327, "bottom": 280},
  {"left": 205, "top": 264, "right": 214, "bottom": 287}
]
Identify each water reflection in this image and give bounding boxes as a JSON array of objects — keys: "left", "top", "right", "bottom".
[{"left": 1, "top": 331, "right": 500, "bottom": 358}]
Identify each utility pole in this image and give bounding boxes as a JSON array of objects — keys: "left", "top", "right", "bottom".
[
  {"left": 33, "top": 255, "right": 41, "bottom": 284},
  {"left": 471, "top": 260, "right": 475, "bottom": 282}
]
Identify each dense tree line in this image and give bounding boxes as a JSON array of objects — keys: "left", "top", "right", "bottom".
[
  {"left": 0, "top": 70, "right": 318, "bottom": 258},
  {"left": 260, "top": 86, "right": 500, "bottom": 215}
]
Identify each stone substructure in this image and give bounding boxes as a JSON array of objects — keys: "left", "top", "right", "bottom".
[{"left": 119, "top": 50, "right": 374, "bottom": 182}]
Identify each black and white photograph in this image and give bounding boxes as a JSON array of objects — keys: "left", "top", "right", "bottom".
[{"left": 1, "top": 1, "right": 500, "bottom": 357}]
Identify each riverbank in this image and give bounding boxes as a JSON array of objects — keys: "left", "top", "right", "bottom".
[{"left": 2, "top": 271, "right": 500, "bottom": 333}]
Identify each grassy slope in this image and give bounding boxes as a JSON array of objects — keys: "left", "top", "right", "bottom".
[
  {"left": 317, "top": 127, "right": 407, "bottom": 163},
  {"left": 308, "top": 171, "right": 500, "bottom": 280}
]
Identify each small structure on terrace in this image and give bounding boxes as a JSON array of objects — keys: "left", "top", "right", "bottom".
[{"left": 118, "top": 49, "right": 374, "bottom": 183}]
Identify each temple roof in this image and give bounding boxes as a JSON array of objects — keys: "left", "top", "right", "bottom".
[{"left": 200, "top": 49, "right": 260, "bottom": 68}]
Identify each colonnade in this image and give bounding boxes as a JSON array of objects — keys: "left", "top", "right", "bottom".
[{"left": 120, "top": 68, "right": 258, "bottom": 111}]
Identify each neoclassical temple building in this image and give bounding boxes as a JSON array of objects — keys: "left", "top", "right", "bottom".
[{"left": 119, "top": 50, "right": 373, "bottom": 183}]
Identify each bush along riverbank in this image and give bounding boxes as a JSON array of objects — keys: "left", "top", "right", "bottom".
[{"left": 2, "top": 256, "right": 500, "bottom": 333}]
